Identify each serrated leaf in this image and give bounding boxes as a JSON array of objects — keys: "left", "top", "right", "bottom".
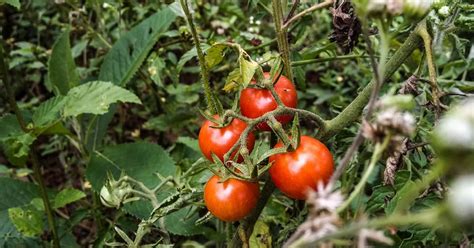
[
  {"left": 239, "top": 57, "right": 258, "bottom": 88},
  {"left": 32, "top": 96, "right": 66, "bottom": 127},
  {"left": 53, "top": 188, "right": 86, "bottom": 209},
  {"left": 205, "top": 44, "right": 227, "bottom": 69},
  {"left": 48, "top": 28, "right": 79, "bottom": 95},
  {"left": 8, "top": 207, "right": 44, "bottom": 237},
  {"left": 87, "top": 6, "right": 176, "bottom": 151},
  {"left": 62, "top": 81, "right": 141, "bottom": 117},
  {"left": 0, "top": 0, "right": 20, "bottom": 9}
]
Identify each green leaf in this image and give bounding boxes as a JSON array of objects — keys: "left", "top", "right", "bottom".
[
  {"left": 239, "top": 57, "right": 258, "bottom": 88},
  {"left": 98, "top": 7, "right": 176, "bottom": 87},
  {"left": 164, "top": 206, "right": 213, "bottom": 236},
  {"left": 0, "top": 0, "right": 20, "bottom": 9},
  {"left": 8, "top": 207, "right": 44, "bottom": 237},
  {"left": 32, "top": 96, "right": 66, "bottom": 127},
  {"left": 0, "top": 114, "right": 34, "bottom": 166},
  {"left": 177, "top": 44, "right": 210, "bottom": 72},
  {"left": 87, "top": 6, "right": 177, "bottom": 151},
  {"left": 176, "top": 137, "right": 200, "bottom": 152},
  {"left": 223, "top": 68, "right": 242, "bottom": 92},
  {"left": 0, "top": 178, "right": 41, "bottom": 243},
  {"left": 249, "top": 221, "right": 272, "bottom": 248},
  {"left": 3, "top": 132, "right": 36, "bottom": 159},
  {"left": 48, "top": 28, "right": 79, "bottom": 95},
  {"left": 62, "top": 81, "right": 141, "bottom": 117},
  {"left": 0, "top": 114, "right": 23, "bottom": 141},
  {"left": 53, "top": 188, "right": 86, "bottom": 209},
  {"left": 205, "top": 44, "right": 227, "bottom": 69}
]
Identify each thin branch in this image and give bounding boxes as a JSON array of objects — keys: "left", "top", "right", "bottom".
[
  {"left": 284, "top": 0, "right": 300, "bottom": 23},
  {"left": 291, "top": 54, "right": 372, "bottom": 66},
  {"left": 282, "top": 0, "right": 334, "bottom": 31}
]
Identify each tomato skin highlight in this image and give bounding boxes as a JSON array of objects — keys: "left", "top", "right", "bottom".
[
  {"left": 204, "top": 175, "right": 260, "bottom": 222},
  {"left": 239, "top": 73, "right": 298, "bottom": 131},
  {"left": 198, "top": 116, "right": 255, "bottom": 162},
  {"left": 269, "top": 136, "right": 334, "bottom": 200}
]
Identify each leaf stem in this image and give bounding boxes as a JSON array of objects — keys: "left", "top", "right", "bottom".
[{"left": 415, "top": 19, "right": 443, "bottom": 108}]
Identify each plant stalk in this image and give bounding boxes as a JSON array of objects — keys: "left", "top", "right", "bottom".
[
  {"left": 180, "top": 0, "right": 219, "bottom": 114},
  {"left": 0, "top": 43, "right": 60, "bottom": 248},
  {"left": 271, "top": 0, "right": 294, "bottom": 81}
]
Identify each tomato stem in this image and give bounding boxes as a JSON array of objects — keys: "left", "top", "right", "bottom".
[{"left": 180, "top": 0, "right": 222, "bottom": 115}]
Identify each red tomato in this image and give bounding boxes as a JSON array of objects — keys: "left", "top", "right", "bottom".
[
  {"left": 239, "top": 73, "right": 297, "bottom": 131},
  {"left": 269, "top": 136, "right": 334, "bottom": 200},
  {"left": 204, "top": 175, "right": 260, "bottom": 222},
  {"left": 198, "top": 116, "right": 255, "bottom": 162}
]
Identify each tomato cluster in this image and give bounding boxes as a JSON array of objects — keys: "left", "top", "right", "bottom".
[{"left": 198, "top": 74, "right": 334, "bottom": 222}]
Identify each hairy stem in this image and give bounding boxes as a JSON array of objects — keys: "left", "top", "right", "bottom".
[
  {"left": 180, "top": 0, "right": 219, "bottom": 114},
  {"left": 272, "top": 0, "right": 293, "bottom": 80}
]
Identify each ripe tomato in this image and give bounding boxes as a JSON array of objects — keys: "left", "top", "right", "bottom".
[
  {"left": 198, "top": 116, "right": 255, "bottom": 162},
  {"left": 204, "top": 175, "right": 260, "bottom": 222},
  {"left": 239, "top": 72, "right": 297, "bottom": 131},
  {"left": 269, "top": 136, "right": 334, "bottom": 200}
]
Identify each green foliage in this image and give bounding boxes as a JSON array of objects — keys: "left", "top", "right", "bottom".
[
  {"left": 86, "top": 6, "right": 177, "bottom": 151},
  {"left": 48, "top": 28, "right": 79, "bottom": 95},
  {"left": 8, "top": 206, "right": 44, "bottom": 237},
  {"left": 62, "top": 81, "right": 142, "bottom": 117},
  {"left": 0, "top": 0, "right": 20, "bottom": 9},
  {"left": 52, "top": 188, "right": 86, "bottom": 209}
]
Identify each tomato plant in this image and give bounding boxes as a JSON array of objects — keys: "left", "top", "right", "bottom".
[
  {"left": 0, "top": 0, "right": 472, "bottom": 247},
  {"left": 198, "top": 116, "right": 255, "bottom": 162},
  {"left": 204, "top": 175, "right": 260, "bottom": 222},
  {"left": 240, "top": 72, "right": 298, "bottom": 131},
  {"left": 269, "top": 135, "right": 334, "bottom": 200}
]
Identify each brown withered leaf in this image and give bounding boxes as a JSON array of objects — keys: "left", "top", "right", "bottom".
[{"left": 328, "top": 0, "right": 362, "bottom": 54}]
